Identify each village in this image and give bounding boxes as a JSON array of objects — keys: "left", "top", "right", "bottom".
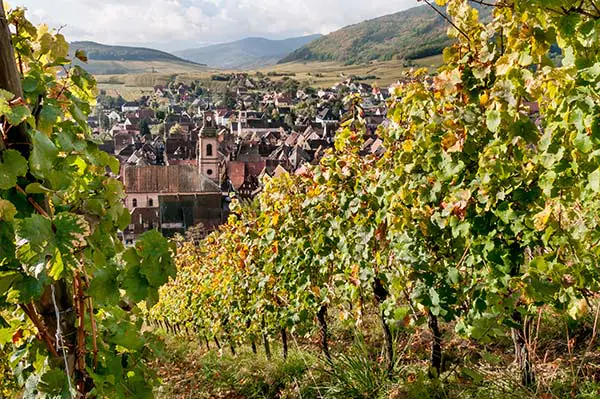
[{"left": 92, "top": 73, "right": 396, "bottom": 243}]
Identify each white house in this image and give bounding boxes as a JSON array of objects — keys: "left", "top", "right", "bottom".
[
  {"left": 107, "top": 110, "right": 121, "bottom": 124},
  {"left": 121, "top": 102, "right": 140, "bottom": 113}
]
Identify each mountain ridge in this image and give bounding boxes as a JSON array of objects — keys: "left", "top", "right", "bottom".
[
  {"left": 174, "top": 34, "right": 322, "bottom": 70},
  {"left": 69, "top": 41, "right": 207, "bottom": 75},
  {"left": 71, "top": 41, "right": 203, "bottom": 64}
]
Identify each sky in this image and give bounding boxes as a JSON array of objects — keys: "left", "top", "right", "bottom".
[{"left": 11, "top": 0, "right": 419, "bottom": 51}]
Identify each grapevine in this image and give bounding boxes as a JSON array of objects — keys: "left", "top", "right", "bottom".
[
  {"left": 0, "top": 4, "right": 175, "bottom": 397},
  {"left": 152, "top": 0, "right": 600, "bottom": 388}
]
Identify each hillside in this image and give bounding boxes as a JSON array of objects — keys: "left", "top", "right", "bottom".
[
  {"left": 174, "top": 34, "right": 322, "bottom": 70},
  {"left": 70, "top": 41, "right": 206, "bottom": 75},
  {"left": 279, "top": 4, "right": 489, "bottom": 64}
]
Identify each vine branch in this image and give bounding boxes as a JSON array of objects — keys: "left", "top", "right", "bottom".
[
  {"left": 19, "top": 303, "right": 60, "bottom": 358},
  {"left": 419, "top": 0, "right": 470, "bottom": 41},
  {"left": 15, "top": 184, "right": 50, "bottom": 218}
]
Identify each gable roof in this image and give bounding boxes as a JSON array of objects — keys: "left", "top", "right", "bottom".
[
  {"left": 123, "top": 164, "right": 220, "bottom": 194},
  {"left": 289, "top": 146, "right": 311, "bottom": 170},
  {"left": 272, "top": 165, "right": 288, "bottom": 177}
]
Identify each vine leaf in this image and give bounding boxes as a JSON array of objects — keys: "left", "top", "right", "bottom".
[
  {"left": 486, "top": 110, "right": 501, "bottom": 133},
  {"left": 29, "top": 130, "right": 58, "bottom": 180},
  {"left": 135, "top": 230, "right": 177, "bottom": 288},
  {"left": 15, "top": 214, "right": 54, "bottom": 278},
  {"left": 37, "top": 103, "right": 62, "bottom": 135},
  {"left": 74, "top": 49, "right": 88, "bottom": 63},
  {"left": 25, "top": 183, "right": 53, "bottom": 194},
  {"left": 0, "top": 150, "right": 28, "bottom": 190},
  {"left": 87, "top": 267, "right": 120, "bottom": 305},
  {"left": 122, "top": 231, "right": 175, "bottom": 306},
  {"left": 38, "top": 369, "right": 71, "bottom": 396},
  {"left": 5, "top": 105, "right": 31, "bottom": 126},
  {"left": 589, "top": 169, "right": 600, "bottom": 192},
  {"left": 0, "top": 199, "right": 17, "bottom": 222},
  {"left": 54, "top": 212, "right": 90, "bottom": 254}
]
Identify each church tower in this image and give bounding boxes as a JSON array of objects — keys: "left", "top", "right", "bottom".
[{"left": 198, "top": 114, "right": 220, "bottom": 183}]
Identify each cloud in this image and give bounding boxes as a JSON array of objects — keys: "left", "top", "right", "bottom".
[{"left": 15, "top": 0, "right": 418, "bottom": 49}]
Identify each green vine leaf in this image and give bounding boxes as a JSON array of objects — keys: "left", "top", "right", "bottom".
[
  {"left": 0, "top": 199, "right": 17, "bottom": 222},
  {"left": 589, "top": 169, "right": 600, "bottom": 192},
  {"left": 15, "top": 214, "right": 54, "bottom": 278},
  {"left": 486, "top": 109, "right": 501, "bottom": 133},
  {"left": 5, "top": 105, "right": 31, "bottom": 126},
  {"left": 29, "top": 130, "right": 58, "bottom": 180},
  {"left": 0, "top": 149, "right": 28, "bottom": 190}
]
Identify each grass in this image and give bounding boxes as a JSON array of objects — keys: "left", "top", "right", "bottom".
[
  {"left": 152, "top": 306, "right": 600, "bottom": 399},
  {"left": 4, "top": 308, "right": 599, "bottom": 398},
  {"left": 153, "top": 334, "right": 321, "bottom": 399}
]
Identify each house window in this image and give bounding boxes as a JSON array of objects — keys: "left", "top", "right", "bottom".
[
  {"left": 207, "top": 169, "right": 213, "bottom": 176},
  {"left": 148, "top": 198, "right": 154, "bottom": 207},
  {"left": 206, "top": 144, "right": 213, "bottom": 156},
  {"left": 132, "top": 199, "right": 137, "bottom": 207}
]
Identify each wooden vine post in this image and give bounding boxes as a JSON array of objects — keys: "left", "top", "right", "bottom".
[{"left": 0, "top": 2, "right": 23, "bottom": 152}]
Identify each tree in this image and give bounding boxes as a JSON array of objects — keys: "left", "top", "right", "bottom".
[
  {"left": 271, "top": 108, "right": 280, "bottom": 121},
  {"left": 223, "top": 91, "right": 237, "bottom": 109},
  {"left": 284, "top": 112, "right": 296, "bottom": 128},
  {"left": 138, "top": 118, "right": 151, "bottom": 138}
]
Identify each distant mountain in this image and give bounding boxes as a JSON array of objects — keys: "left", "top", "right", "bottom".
[
  {"left": 69, "top": 41, "right": 206, "bottom": 75},
  {"left": 174, "top": 34, "right": 323, "bottom": 70},
  {"left": 279, "top": 4, "right": 490, "bottom": 65}
]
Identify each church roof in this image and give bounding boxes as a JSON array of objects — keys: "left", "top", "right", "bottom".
[{"left": 123, "top": 164, "right": 220, "bottom": 194}]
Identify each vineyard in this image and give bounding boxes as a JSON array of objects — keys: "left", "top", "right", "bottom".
[
  {"left": 149, "top": 0, "right": 600, "bottom": 396},
  {"left": 2, "top": 0, "right": 600, "bottom": 398}
]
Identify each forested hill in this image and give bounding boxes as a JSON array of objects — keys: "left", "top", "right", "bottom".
[
  {"left": 279, "top": 4, "right": 490, "bottom": 64},
  {"left": 70, "top": 41, "right": 201, "bottom": 64},
  {"left": 174, "top": 35, "right": 322, "bottom": 70}
]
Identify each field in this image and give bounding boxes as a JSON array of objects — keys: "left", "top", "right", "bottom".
[
  {"left": 83, "top": 59, "right": 209, "bottom": 76},
  {"left": 255, "top": 55, "right": 444, "bottom": 87},
  {"left": 97, "top": 83, "right": 154, "bottom": 101},
  {"left": 95, "top": 55, "right": 444, "bottom": 97}
]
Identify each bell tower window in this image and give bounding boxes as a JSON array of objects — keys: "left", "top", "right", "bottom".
[{"left": 206, "top": 144, "right": 213, "bottom": 157}]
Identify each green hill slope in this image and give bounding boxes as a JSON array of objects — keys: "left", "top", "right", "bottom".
[
  {"left": 70, "top": 41, "right": 206, "bottom": 75},
  {"left": 174, "top": 35, "right": 322, "bottom": 70},
  {"left": 279, "top": 4, "right": 489, "bottom": 65}
]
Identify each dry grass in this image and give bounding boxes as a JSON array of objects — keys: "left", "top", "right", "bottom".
[
  {"left": 97, "top": 84, "right": 154, "bottom": 101},
  {"left": 86, "top": 60, "right": 210, "bottom": 76},
  {"left": 95, "top": 56, "right": 444, "bottom": 96},
  {"left": 253, "top": 55, "right": 444, "bottom": 87}
]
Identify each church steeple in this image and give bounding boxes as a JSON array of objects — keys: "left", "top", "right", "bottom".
[{"left": 198, "top": 112, "right": 219, "bottom": 183}]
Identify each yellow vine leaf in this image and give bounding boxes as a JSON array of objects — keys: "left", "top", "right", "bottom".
[{"left": 533, "top": 204, "right": 553, "bottom": 231}]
